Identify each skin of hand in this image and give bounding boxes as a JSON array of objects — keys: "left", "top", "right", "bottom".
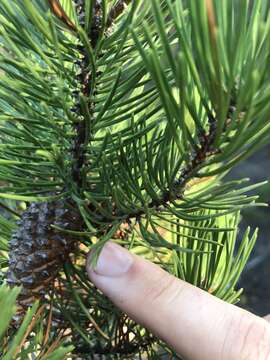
[{"left": 86, "top": 242, "right": 270, "bottom": 360}]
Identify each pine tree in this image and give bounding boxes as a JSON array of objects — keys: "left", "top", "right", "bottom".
[{"left": 0, "top": 0, "right": 270, "bottom": 358}]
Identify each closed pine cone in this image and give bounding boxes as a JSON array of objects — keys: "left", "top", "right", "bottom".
[{"left": 7, "top": 200, "right": 83, "bottom": 308}]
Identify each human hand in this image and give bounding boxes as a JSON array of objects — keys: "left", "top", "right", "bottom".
[{"left": 86, "top": 242, "right": 270, "bottom": 360}]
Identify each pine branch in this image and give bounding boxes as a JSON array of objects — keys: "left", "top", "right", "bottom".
[{"left": 0, "top": 1, "right": 269, "bottom": 357}]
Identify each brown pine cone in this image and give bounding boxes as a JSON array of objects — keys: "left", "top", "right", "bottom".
[{"left": 7, "top": 200, "right": 83, "bottom": 308}]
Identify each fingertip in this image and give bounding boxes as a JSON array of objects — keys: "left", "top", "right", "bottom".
[
  {"left": 86, "top": 242, "right": 134, "bottom": 280},
  {"left": 86, "top": 250, "right": 95, "bottom": 281}
]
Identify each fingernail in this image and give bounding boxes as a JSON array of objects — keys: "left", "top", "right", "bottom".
[{"left": 88, "top": 242, "right": 134, "bottom": 277}]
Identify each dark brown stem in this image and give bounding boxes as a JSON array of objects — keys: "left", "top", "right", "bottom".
[
  {"left": 117, "top": 113, "right": 219, "bottom": 221},
  {"left": 48, "top": 0, "right": 77, "bottom": 31},
  {"left": 106, "top": 0, "right": 132, "bottom": 27},
  {"left": 71, "top": 1, "right": 102, "bottom": 189}
]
